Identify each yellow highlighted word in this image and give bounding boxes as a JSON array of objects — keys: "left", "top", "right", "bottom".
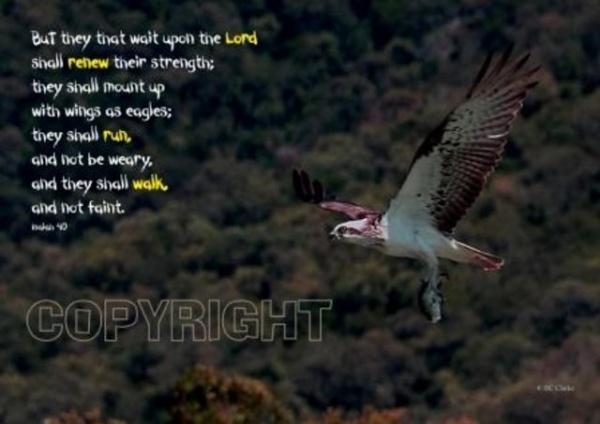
[
  {"left": 103, "top": 129, "right": 131, "bottom": 143},
  {"left": 67, "top": 57, "right": 110, "bottom": 69},
  {"left": 225, "top": 31, "right": 258, "bottom": 45},
  {"left": 132, "top": 174, "right": 169, "bottom": 191}
]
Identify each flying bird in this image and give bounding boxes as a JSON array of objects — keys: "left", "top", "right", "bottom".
[{"left": 293, "top": 47, "right": 539, "bottom": 322}]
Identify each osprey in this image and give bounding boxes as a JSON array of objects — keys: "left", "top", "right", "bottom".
[{"left": 293, "top": 47, "right": 539, "bottom": 322}]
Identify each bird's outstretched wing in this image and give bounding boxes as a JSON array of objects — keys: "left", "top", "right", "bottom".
[
  {"left": 293, "top": 169, "right": 380, "bottom": 219},
  {"left": 386, "top": 47, "right": 540, "bottom": 233}
]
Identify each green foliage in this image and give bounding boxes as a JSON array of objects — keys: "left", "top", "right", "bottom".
[
  {"left": 44, "top": 408, "right": 126, "bottom": 424},
  {"left": 0, "top": 0, "right": 598, "bottom": 423},
  {"left": 453, "top": 332, "right": 540, "bottom": 389},
  {"left": 169, "top": 365, "right": 293, "bottom": 424},
  {"left": 303, "top": 406, "right": 408, "bottom": 424}
]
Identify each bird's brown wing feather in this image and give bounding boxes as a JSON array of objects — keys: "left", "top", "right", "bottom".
[
  {"left": 293, "top": 169, "right": 380, "bottom": 219},
  {"left": 386, "top": 48, "right": 540, "bottom": 233}
]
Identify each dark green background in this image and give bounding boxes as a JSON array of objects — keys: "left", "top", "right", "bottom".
[{"left": 0, "top": 0, "right": 599, "bottom": 422}]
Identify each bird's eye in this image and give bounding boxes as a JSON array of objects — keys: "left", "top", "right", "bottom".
[{"left": 339, "top": 226, "right": 347, "bottom": 234}]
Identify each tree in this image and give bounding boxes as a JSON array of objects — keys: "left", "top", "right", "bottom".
[{"left": 168, "top": 365, "right": 293, "bottom": 424}]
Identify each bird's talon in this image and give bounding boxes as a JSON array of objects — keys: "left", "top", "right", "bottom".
[{"left": 418, "top": 277, "right": 445, "bottom": 322}]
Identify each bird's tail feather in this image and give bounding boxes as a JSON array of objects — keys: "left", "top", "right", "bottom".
[{"left": 455, "top": 241, "right": 504, "bottom": 271}]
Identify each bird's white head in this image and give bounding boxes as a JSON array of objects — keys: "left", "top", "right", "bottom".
[{"left": 329, "top": 218, "right": 383, "bottom": 248}]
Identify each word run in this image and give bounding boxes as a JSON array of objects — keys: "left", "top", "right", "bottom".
[{"left": 31, "top": 127, "right": 134, "bottom": 148}]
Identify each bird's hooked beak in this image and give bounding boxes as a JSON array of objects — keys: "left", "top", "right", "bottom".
[{"left": 328, "top": 230, "right": 338, "bottom": 240}]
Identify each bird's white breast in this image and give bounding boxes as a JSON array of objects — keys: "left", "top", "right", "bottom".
[{"left": 379, "top": 214, "right": 423, "bottom": 259}]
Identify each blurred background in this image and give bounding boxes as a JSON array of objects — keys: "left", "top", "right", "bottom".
[{"left": 0, "top": 0, "right": 599, "bottom": 423}]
